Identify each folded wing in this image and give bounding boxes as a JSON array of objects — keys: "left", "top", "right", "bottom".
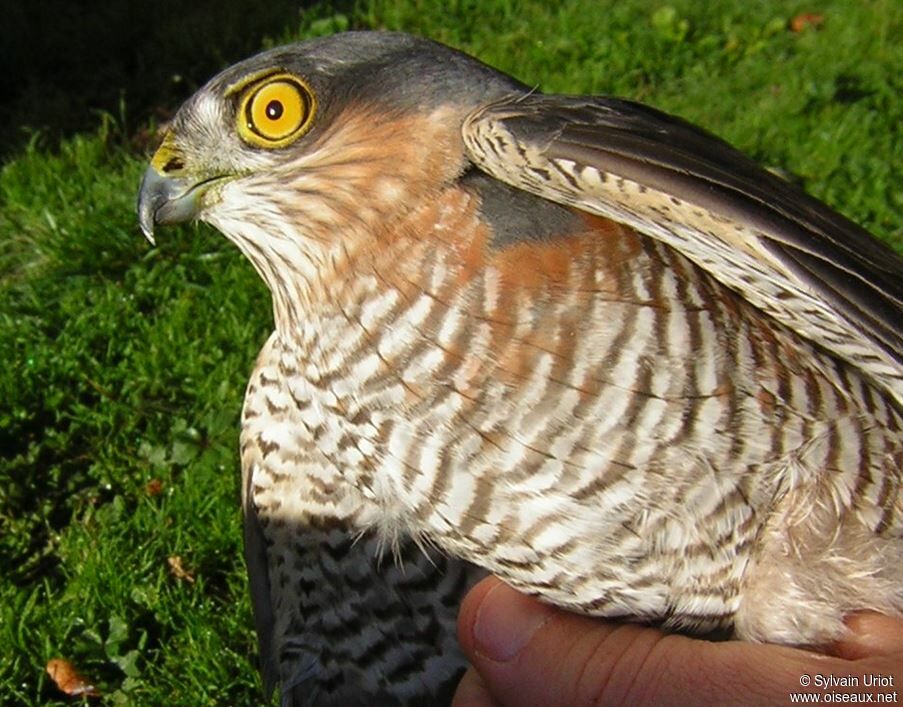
[{"left": 463, "top": 95, "right": 903, "bottom": 404}]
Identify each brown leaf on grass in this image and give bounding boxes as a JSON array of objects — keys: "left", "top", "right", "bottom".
[
  {"left": 790, "top": 12, "right": 825, "bottom": 33},
  {"left": 145, "top": 478, "right": 164, "bottom": 496},
  {"left": 46, "top": 658, "right": 101, "bottom": 697},
  {"left": 167, "top": 555, "right": 195, "bottom": 584}
]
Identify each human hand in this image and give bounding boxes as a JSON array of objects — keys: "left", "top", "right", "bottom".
[{"left": 454, "top": 576, "right": 903, "bottom": 706}]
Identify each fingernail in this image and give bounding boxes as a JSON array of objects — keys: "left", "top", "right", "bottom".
[{"left": 473, "top": 582, "right": 554, "bottom": 662}]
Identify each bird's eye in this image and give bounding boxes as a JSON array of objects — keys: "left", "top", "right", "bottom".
[{"left": 238, "top": 74, "right": 315, "bottom": 148}]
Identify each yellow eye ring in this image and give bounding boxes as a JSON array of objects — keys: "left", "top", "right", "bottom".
[{"left": 237, "top": 73, "right": 315, "bottom": 148}]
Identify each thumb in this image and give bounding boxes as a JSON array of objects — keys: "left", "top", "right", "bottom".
[
  {"left": 454, "top": 576, "right": 832, "bottom": 706},
  {"left": 831, "top": 612, "right": 903, "bottom": 660}
]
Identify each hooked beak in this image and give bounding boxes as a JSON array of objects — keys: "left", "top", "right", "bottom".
[
  {"left": 137, "top": 162, "right": 231, "bottom": 245},
  {"left": 136, "top": 167, "right": 205, "bottom": 245}
]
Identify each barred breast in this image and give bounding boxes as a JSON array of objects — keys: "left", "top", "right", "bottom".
[
  {"left": 243, "top": 173, "right": 901, "bottom": 659},
  {"left": 241, "top": 335, "right": 487, "bottom": 705}
]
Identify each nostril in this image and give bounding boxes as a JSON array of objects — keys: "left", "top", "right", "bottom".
[{"left": 162, "top": 156, "right": 184, "bottom": 172}]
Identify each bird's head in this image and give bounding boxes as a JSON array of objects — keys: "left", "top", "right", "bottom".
[{"left": 138, "top": 32, "right": 526, "bottom": 288}]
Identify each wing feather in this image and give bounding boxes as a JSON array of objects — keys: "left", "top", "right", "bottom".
[{"left": 463, "top": 95, "right": 903, "bottom": 403}]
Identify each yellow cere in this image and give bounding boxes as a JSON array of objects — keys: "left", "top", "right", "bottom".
[
  {"left": 239, "top": 74, "right": 315, "bottom": 148},
  {"left": 149, "top": 132, "right": 186, "bottom": 176}
]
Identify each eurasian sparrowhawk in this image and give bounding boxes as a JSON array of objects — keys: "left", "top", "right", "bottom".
[{"left": 137, "top": 31, "right": 902, "bottom": 706}]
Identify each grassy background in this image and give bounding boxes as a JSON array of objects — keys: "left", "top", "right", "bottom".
[{"left": 1, "top": 0, "right": 901, "bottom": 704}]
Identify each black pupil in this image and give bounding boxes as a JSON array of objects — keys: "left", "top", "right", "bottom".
[{"left": 265, "top": 100, "right": 284, "bottom": 121}]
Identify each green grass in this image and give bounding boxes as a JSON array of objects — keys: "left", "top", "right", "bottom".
[{"left": 1, "top": 1, "right": 901, "bottom": 704}]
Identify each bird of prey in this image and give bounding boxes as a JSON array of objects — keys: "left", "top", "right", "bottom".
[{"left": 137, "top": 31, "right": 902, "bottom": 706}]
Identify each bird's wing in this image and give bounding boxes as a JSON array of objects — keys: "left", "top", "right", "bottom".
[
  {"left": 246, "top": 519, "right": 482, "bottom": 706},
  {"left": 241, "top": 460, "right": 282, "bottom": 697},
  {"left": 462, "top": 95, "right": 903, "bottom": 404}
]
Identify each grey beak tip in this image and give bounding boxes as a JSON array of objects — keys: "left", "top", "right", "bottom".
[
  {"left": 136, "top": 164, "right": 204, "bottom": 241},
  {"left": 137, "top": 166, "right": 163, "bottom": 245},
  {"left": 137, "top": 201, "right": 157, "bottom": 246},
  {"left": 141, "top": 226, "right": 157, "bottom": 246}
]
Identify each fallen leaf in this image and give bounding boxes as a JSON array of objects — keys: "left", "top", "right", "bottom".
[
  {"left": 145, "top": 478, "right": 164, "bottom": 496},
  {"left": 46, "top": 658, "right": 101, "bottom": 697},
  {"left": 790, "top": 12, "right": 825, "bottom": 32},
  {"left": 167, "top": 555, "right": 195, "bottom": 584}
]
